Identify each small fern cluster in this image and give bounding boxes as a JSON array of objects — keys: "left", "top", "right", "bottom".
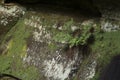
[{"left": 53, "top": 19, "right": 94, "bottom": 47}]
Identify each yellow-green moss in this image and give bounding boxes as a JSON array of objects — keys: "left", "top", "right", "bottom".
[
  {"left": 91, "top": 31, "right": 120, "bottom": 80},
  {"left": 0, "top": 18, "right": 39, "bottom": 80}
]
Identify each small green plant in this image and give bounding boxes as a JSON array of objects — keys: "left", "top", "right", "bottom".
[
  {"left": 69, "top": 25, "right": 92, "bottom": 47},
  {"left": 53, "top": 19, "right": 93, "bottom": 47}
]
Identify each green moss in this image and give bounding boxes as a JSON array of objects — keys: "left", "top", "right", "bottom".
[
  {"left": 53, "top": 19, "right": 93, "bottom": 47},
  {"left": 0, "top": 19, "right": 39, "bottom": 80},
  {"left": 48, "top": 42, "right": 57, "bottom": 51},
  {"left": 90, "top": 72, "right": 100, "bottom": 80},
  {"left": 91, "top": 31, "right": 120, "bottom": 80}
]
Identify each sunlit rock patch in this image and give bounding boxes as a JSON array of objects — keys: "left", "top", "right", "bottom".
[
  {"left": 0, "top": 5, "right": 25, "bottom": 26},
  {"left": 76, "top": 58, "right": 97, "bottom": 80},
  {"left": 43, "top": 49, "right": 83, "bottom": 80},
  {"left": 85, "top": 61, "right": 97, "bottom": 80},
  {"left": 44, "top": 57, "right": 74, "bottom": 80},
  {"left": 24, "top": 39, "right": 83, "bottom": 80},
  {"left": 24, "top": 16, "right": 51, "bottom": 43},
  {"left": 101, "top": 19, "right": 120, "bottom": 32}
]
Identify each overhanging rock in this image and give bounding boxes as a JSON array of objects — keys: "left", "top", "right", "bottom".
[{"left": 1, "top": 0, "right": 101, "bottom": 17}]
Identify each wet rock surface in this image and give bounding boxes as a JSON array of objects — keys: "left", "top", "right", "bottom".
[{"left": 1, "top": 1, "right": 120, "bottom": 80}]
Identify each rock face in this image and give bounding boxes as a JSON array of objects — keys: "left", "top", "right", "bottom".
[
  {"left": 0, "top": 4, "right": 99, "bottom": 80},
  {"left": 1, "top": 0, "right": 120, "bottom": 80},
  {"left": 0, "top": 4, "right": 25, "bottom": 43},
  {"left": 20, "top": 12, "right": 84, "bottom": 80}
]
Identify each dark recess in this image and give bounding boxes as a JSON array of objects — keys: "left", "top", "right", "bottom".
[
  {"left": 0, "top": 73, "right": 21, "bottom": 80},
  {"left": 99, "top": 55, "right": 120, "bottom": 80},
  {"left": 4, "top": 0, "right": 101, "bottom": 17}
]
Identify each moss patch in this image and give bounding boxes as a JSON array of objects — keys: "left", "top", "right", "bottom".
[
  {"left": 91, "top": 31, "right": 120, "bottom": 80},
  {"left": 0, "top": 18, "right": 39, "bottom": 80}
]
